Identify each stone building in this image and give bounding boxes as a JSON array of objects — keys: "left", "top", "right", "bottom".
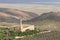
[
  {"left": 9, "top": 19, "right": 35, "bottom": 32},
  {"left": 9, "top": 24, "right": 35, "bottom": 32}
]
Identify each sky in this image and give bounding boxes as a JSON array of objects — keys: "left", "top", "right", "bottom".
[{"left": 0, "top": 0, "right": 60, "bottom": 4}]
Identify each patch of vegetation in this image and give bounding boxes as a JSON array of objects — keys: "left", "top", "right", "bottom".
[
  {"left": 0, "top": 33, "right": 6, "bottom": 38},
  {"left": 9, "top": 29, "right": 40, "bottom": 36},
  {"left": 0, "top": 27, "right": 40, "bottom": 40}
]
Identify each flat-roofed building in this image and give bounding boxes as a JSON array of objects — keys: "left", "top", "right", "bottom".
[{"left": 9, "top": 24, "right": 35, "bottom": 32}]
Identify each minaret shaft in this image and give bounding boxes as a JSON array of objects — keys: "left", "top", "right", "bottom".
[{"left": 20, "top": 19, "right": 23, "bottom": 30}]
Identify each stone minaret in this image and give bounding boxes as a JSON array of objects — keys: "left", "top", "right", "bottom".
[{"left": 20, "top": 19, "right": 23, "bottom": 30}]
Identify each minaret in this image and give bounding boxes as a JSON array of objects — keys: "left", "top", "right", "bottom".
[{"left": 20, "top": 19, "right": 23, "bottom": 30}]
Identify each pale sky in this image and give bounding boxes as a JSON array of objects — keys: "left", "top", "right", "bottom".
[{"left": 0, "top": 0, "right": 60, "bottom": 3}]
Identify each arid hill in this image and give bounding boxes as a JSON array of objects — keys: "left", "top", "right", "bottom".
[
  {"left": 26, "top": 12, "right": 60, "bottom": 31},
  {"left": 0, "top": 8, "right": 60, "bottom": 31},
  {"left": 0, "top": 8, "right": 38, "bottom": 23},
  {"left": 28, "top": 12, "right": 60, "bottom": 22}
]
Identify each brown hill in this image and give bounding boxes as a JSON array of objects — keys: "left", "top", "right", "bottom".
[
  {"left": 0, "top": 8, "right": 38, "bottom": 23},
  {"left": 26, "top": 12, "right": 60, "bottom": 31},
  {"left": 28, "top": 12, "right": 60, "bottom": 22}
]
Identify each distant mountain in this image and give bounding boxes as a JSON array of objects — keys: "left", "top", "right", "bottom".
[
  {"left": 0, "top": 8, "right": 60, "bottom": 23},
  {"left": 28, "top": 12, "right": 60, "bottom": 22},
  {"left": 0, "top": 8, "right": 38, "bottom": 23}
]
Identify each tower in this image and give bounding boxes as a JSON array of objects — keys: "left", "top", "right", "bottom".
[{"left": 20, "top": 19, "right": 23, "bottom": 30}]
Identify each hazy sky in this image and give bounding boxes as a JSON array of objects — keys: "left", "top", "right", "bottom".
[{"left": 0, "top": 0, "right": 60, "bottom": 3}]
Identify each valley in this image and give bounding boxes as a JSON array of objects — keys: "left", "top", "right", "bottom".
[{"left": 0, "top": 4, "right": 60, "bottom": 40}]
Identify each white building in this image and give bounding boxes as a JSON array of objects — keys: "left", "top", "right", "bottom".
[
  {"left": 20, "top": 24, "right": 35, "bottom": 32},
  {"left": 19, "top": 19, "right": 35, "bottom": 32},
  {"left": 9, "top": 24, "right": 35, "bottom": 32},
  {"left": 9, "top": 19, "right": 35, "bottom": 32}
]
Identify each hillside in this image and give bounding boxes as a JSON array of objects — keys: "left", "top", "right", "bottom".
[
  {"left": 21, "top": 31, "right": 60, "bottom": 40},
  {"left": 28, "top": 12, "right": 60, "bottom": 22},
  {"left": 0, "top": 8, "right": 60, "bottom": 31},
  {"left": 25, "top": 12, "right": 60, "bottom": 31},
  {"left": 0, "top": 8, "right": 38, "bottom": 23}
]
